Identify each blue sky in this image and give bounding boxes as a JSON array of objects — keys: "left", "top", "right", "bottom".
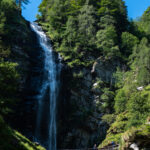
[
  {"left": 22, "top": 0, "right": 42, "bottom": 22},
  {"left": 22, "top": 0, "right": 150, "bottom": 22},
  {"left": 125, "top": 0, "right": 150, "bottom": 19}
]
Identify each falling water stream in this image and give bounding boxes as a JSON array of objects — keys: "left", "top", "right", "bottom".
[{"left": 30, "top": 22, "right": 61, "bottom": 150}]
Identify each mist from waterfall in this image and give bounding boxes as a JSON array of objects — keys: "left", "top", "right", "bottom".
[{"left": 30, "top": 22, "right": 61, "bottom": 150}]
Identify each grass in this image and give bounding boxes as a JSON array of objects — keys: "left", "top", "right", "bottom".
[{"left": 0, "top": 115, "right": 45, "bottom": 150}]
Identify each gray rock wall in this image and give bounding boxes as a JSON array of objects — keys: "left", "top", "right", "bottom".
[{"left": 57, "top": 57, "right": 121, "bottom": 148}]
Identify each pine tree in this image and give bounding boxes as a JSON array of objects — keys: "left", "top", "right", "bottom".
[{"left": 78, "top": 4, "right": 96, "bottom": 47}]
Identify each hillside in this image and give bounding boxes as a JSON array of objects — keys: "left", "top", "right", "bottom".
[
  {"left": 0, "top": 0, "right": 44, "bottom": 149},
  {"left": 37, "top": 0, "right": 150, "bottom": 149},
  {"left": 1, "top": 0, "right": 150, "bottom": 149}
]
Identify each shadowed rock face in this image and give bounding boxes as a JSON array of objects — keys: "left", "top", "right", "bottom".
[
  {"left": 91, "top": 58, "right": 121, "bottom": 84},
  {"left": 57, "top": 58, "right": 121, "bottom": 149},
  {"left": 10, "top": 22, "right": 46, "bottom": 140},
  {"left": 14, "top": 22, "right": 61, "bottom": 150},
  {"left": 10, "top": 21, "right": 62, "bottom": 150}
]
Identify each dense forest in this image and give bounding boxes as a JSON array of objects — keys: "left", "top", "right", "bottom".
[{"left": 1, "top": 0, "right": 150, "bottom": 149}]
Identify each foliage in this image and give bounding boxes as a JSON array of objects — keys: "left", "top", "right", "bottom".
[
  {"left": 102, "top": 114, "right": 116, "bottom": 125},
  {"left": 114, "top": 88, "right": 127, "bottom": 113},
  {"left": 97, "top": 0, "right": 128, "bottom": 34},
  {"left": 78, "top": 4, "right": 96, "bottom": 47},
  {"left": 100, "top": 88, "right": 115, "bottom": 113},
  {"left": 73, "top": 71, "right": 84, "bottom": 79},
  {"left": 99, "top": 112, "right": 129, "bottom": 148},
  {"left": 0, "top": 115, "right": 45, "bottom": 150},
  {"left": 0, "top": 60, "right": 19, "bottom": 97},
  {"left": 0, "top": 0, "right": 30, "bottom": 46},
  {"left": 98, "top": 6, "right": 150, "bottom": 148},
  {"left": 0, "top": 60, "right": 20, "bottom": 115},
  {"left": 121, "top": 124, "right": 150, "bottom": 149},
  {"left": 93, "top": 79, "right": 115, "bottom": 114},
  {"left": 130, "top": 38, "right": 150, "bottom": 85},
  {"left": 36, "top": 0, "right": 150, "bottom": 149},
  {"left": 113, "top": 67, "right": 125, "bottom": 88},
  {"left": 38, "top": 0, "right": 128, "bottom": 66},
  {"left": 96, "top": 25, "right": 120, "bottom": 59},
  {"left": 127, "top": 87, "right": 150, "bottom": 127},
  {"left": 121, "top": 32, "right": 139, "bottom": 56},
  {"left": 0, "top": 0, "right": 22, "bottom": 116},
  {"left": 0, "top": 0, "right": 45, "bottom": 149}
]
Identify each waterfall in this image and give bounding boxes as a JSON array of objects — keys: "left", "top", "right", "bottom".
[{"left": 30, "top": 22, "right": 61, "bottom": 150}]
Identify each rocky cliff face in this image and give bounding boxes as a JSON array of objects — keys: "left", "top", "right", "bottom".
[
  {"left": 10, "top": 21, "right": 41, "bottom": 93},
  {"left": 9, "top": 20, "right": 122, "bottom": 149},
  {"left": 57, "top": 57, "right": 121, "bottom": 148},
  {"left": 12, "top": 22, "right": 122, "bottom": 149},
  {"left": 9, "top": 21, "right": 45, "bottom": 138}
]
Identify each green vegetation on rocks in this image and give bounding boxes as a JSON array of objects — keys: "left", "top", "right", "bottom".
[
  {"left": 0, "top": 0, "right": 44, "bottom": 149},
  {"left": 37, "top": 0, "right": 150, "bottom": 149},
  {"left": 0, "top": 115, "right": 45, "bottom": 150},
  {"left": 1, "top": 0, "right": 150, "bottom": 149}
]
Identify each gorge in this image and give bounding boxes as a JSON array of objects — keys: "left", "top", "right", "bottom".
[{"left": 1, "top": 0, "right": 150, "bottom": 150}]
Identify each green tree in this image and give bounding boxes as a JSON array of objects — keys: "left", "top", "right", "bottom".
[
  {"left": 128, "top": 91, "right": 150, "bottom": 126},
  {"left": 0, "top": 60, "right": 19, "bottom": 97},
  {"left": 138, "top": 7, "right": 150, "bottom": 38},
  {"left": 0, "top": 59, "right": 20, "bottom": 115},
  {"left": 98, "top": 14, "right": 116, "bottom": 28},
  {"left": 121, "top": 32, "right": 139, "bottom": 56},
  {"left": 132, "top": 38, "right": 150, "bottom": 85},
  {"left": 113, "top": 67, "right": 125, "bottom": 88},
  {"left": 100, "top": 88, "right": 115, "bottom": 114},
  {"left": 98, "top": 0, "right": 128, "bottom": 33},
  {"left": 46, "top": 0, "right": 68, "bottom": 41},
  {"left": 114, "top": 89, "right": 127, "bottom": 113},
  {"left": 96, "top": 25, "right": 120, "bottom": 59},
  {"left": 38, "top": 0, "right": 49, "bottom": 21},
  {"left": 78, "top": 4, "right": 96, "bottom": 47},
  {"left": 64, "top": 16, "right": 78, "bottom": 47}
]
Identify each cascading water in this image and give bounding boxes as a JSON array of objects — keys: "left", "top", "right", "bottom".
[{"left": 30, "top": 22, "right": 61, "bottom": 150}]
